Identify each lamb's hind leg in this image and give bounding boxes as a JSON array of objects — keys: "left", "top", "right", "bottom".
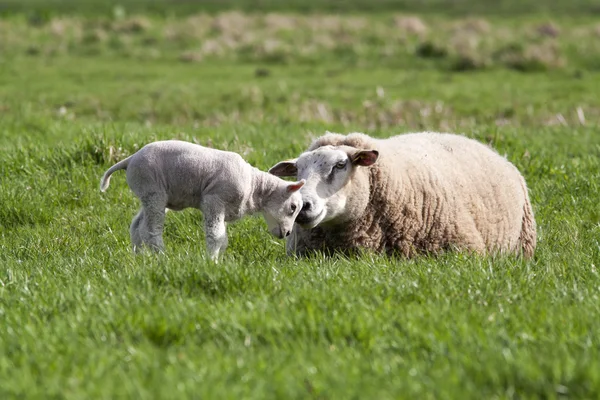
[
  {"left": 130, "top": 209, "right": 144, "bottom": 252},
  {"left": 139, "top": 193, "right": 167, "bottom": 252}
]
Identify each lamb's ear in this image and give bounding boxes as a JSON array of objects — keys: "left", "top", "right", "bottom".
[
  {"left": 351, "top": 150, "right": 379, "bottom": 167},
  {"left": 269, "top": 159, "right": 298, "bottom": 177},
  {"left": 286, "top": 179, "right": 305, "bottom": 193}
]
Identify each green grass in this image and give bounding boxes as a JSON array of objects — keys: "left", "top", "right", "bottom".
[
  {"left": 1, "top": 1, "right": 600, "bottom": 398},
  {"left": 2, "top": 0, "right": 600, "bottom": 17}
]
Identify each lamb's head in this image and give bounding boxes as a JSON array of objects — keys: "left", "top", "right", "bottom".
[
  {"left": 262, "top": 179, "right": 305, "bottom": 239},
  {"left": 269, "top": 145, "right": 379, "bottom": 229}
]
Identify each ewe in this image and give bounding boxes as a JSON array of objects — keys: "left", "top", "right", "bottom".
[
  {"left": 100, "top": 140, "right": 305, "bottom": 261},
  {"left": 270, "top": 132, "right": 536, "bottom": 258}
]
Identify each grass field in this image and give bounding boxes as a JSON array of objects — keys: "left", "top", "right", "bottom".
[
  {"left": 3, "top": 0, "right": 600, "bottom": 17},
  {"left": 1, "top": 0, "right": 600, "bottom": 398}
]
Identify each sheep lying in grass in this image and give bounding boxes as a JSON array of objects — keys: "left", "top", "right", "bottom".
[
  {"left": 100, "top": 140, "right": 305, "bottom": 261},
  {"left": 269, "top": 132, "right": 536, "bottom": 258}
]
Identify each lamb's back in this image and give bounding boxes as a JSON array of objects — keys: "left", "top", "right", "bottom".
[{"left": 127, "top": 140, "right": 251, "bottom": 209}]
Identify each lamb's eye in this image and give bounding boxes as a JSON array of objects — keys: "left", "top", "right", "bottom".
[
  {"left": 335, "top": 161, "right": 347, "bottom": 169},
  {"left": 291, "top": 204, "right": 297, "bottom": 213}
]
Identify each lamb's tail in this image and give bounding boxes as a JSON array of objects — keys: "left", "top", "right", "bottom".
[
  {"left": 518, "top": 179, "right": 537, "bottom": 258},
  {"left": 100, "top": 155, "right": 132, "bottom": 192}
]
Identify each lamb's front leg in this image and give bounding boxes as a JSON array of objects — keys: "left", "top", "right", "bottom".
[{"left": 202, "top": 205, "right": 228, "bottom": 262}]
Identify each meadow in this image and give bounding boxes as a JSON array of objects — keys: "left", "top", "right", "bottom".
[{"left": 1, "top": 0, "right": 600, "bottom": 398}]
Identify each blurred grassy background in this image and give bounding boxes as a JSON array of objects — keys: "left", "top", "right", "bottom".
[{"left": 1, "top": 0, "right": 600, "bottom": 17}]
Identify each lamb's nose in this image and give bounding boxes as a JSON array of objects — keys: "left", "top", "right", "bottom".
[
  {"left": 285, "top": 230, "right": 291, "bottom": 237},
  {"left": 301, "top": 200, "right": 312, "bottom": 212}
]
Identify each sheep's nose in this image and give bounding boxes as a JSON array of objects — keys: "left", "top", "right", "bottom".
[
  {"left": 284, "top": 230, "right": 291, "bottom": 237},
  {"left": 301, "top": 200, "right": 312, "bottom": 212}
]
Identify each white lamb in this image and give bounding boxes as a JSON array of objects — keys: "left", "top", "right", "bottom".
[
  {"left": 269, "top": 132, "right": 536, "bottom": 258},
  {"left": 100, "top": 140, "right": 305, "bottom": 261}
]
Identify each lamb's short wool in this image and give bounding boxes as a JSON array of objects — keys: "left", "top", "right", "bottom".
[
  {"left": 100, "top": 140, "right": 305, "bottom": 261},
  {"left": 269, "top": 132, "right": 536, "bottom": 258}
]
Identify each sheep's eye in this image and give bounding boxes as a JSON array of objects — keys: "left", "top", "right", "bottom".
[
  {"left": 291, "top": 204, "right": 297, "bottom": 213},
  {"left": 335, "top": 161, "right": 347, "bottom": 169}
]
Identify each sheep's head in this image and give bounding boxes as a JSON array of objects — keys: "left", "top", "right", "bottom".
[
  {"left": 269, "top": 145, "right": 379, "bottom": 229},
  {"left": 262, "top": 179, "right": 305, "bottom": 238}
]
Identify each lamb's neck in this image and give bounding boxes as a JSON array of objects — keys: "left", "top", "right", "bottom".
[{"left": 243, "top": 169, "right": 279, "bottom": 214}]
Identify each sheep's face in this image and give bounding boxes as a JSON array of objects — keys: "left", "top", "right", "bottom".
[
  {"left": 269, "top": 146, "right": 379, "bottom": 229},
  {"left": 262, "top": 180, "right": 305, "bottom": 239}
]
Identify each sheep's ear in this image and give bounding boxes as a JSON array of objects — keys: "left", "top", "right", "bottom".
[
  {"left": 269, "top": 159, "right": 298, "bottom": 177},
  {"left": 286, "top": 179, "right": 305, "bottom": 193},
  {"left": 351, "top": 150, "right": 379, "bottom": 167}
]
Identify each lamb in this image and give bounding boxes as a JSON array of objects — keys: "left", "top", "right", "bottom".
[
  {"left": 269, "top": 131, "right": 536, "bottom": 258},
  {"left": 100, "top": 140, "right": 305, "bottom": 261}
]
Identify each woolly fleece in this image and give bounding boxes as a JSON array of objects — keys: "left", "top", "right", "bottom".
[{"left": 285, "top": 132, "right": 536, "bottom": 258}]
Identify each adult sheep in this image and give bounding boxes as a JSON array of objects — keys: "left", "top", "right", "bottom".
[{"left": 269, "top": 131, "right": 536, "bottom": 258}]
